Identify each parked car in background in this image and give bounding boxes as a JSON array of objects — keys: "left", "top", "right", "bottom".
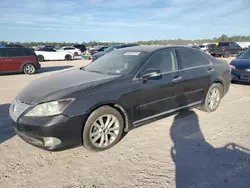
[
  {"left": 199, "top": 44, "right": 208, "bottom": 52},
  {"left": 191, "top": 45, "right": 201, "bottom": 50},
  {"left": 9, "top": 45, "right": 231, "bottom": 152},
  {"left": 0, "top": 47, "right": 40, "bottom": 74},
  {"left": 90, "top": 46, "right": 109, "bottom": 55},
  {"left": 35, "top": 47, "right": 74, "bottom": 61},
  {"left": 92, "top": 43, "right": 139, "bottom": 61},
  {"left": 58, "top": 46, "right": 82, "bottom": 56},
  {"left": 230, "top": 48, "right": 250, "bottom": 83},
  {"left": 209, "top": 42, "right": 243, "bottom": 58},
  {"left": 73, "top": 44, "right": 86, "bottom": 53}
]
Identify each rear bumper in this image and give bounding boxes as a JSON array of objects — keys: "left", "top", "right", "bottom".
[
  {"left": 36, "top": 63, "right": 41, "bottom": 70},
  {"left": 231, "top": 70, "right": 250, "bottom": 83}
]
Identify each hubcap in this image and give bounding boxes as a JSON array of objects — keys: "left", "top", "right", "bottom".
[
  {"left": 208, "top": 88, "right": 220, "bottom": 110},
  {"left": 25, "top": 65, "right": 35, "bottom": 74},
  {"left": 89, "top": 115, "right": 120, "bottom": 148}
]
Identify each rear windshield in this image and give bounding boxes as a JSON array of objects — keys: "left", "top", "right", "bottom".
[
  {"left": 238, "top": 48, "right": 250, "bottom": 59},
  {"left": 218, "top": 42, "right": 230, "bottom": 47},
  {"left": 83, "top": 50, "right": 150, "bottom": 75}
]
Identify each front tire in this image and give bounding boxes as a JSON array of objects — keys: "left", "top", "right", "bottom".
[
  {"left": 65, "top": 54, "right": 72, "bottom": 61},
  {"left": 199, "top": 83, "right": 223, "bottom": 113},
  {"left": 83, "top": 106, "right": 124, "bottom": 152},
  {"left": 23, "top": 63, "right": 36, "bottom": 75}
]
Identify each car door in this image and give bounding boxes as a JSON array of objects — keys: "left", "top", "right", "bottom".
[
  {"left": 47, "top": 48, "right": 58, "bottom": 60},
  {"left": 175, "top": 48, "right": 213, "bottom": 107},
  {"left": 131, "top": 49, "right": 182, "bottom": 123},
  {"left": 0, "top": 49, "right": 8, "bottom": 72},
  {"left": 4, "top": 48, "right": 23, "bottom": 71}
]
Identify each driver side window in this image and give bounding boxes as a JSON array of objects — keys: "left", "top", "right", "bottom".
[{"left": 141, "top": 49, "right": 178, "bottom": 75}]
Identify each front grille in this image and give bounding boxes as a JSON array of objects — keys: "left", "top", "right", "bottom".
[{"left": 9, "top": 99, "right": 30, "bottom": 122}]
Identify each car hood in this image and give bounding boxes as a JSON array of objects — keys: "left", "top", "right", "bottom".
[
  {"left": 16, "top": 69, "right": 120, "bottom": 105},
  {"left": 93, "top": 52, "right": 107, "bottom": 58},
  {"left": 230, "top": 59, "right": 250, "bottom": 68}
]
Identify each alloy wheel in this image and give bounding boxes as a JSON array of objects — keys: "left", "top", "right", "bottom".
[
  {"left": 24, "top": 65, "right": 35, "bottom": 74},
  {"left": 89, "top": 114, "right": 120, "bottom": 148},
  {"left": 207, "top": 88, "right": 221, "bottom": 110}
]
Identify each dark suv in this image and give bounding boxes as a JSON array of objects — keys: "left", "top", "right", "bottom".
[
  {"left": 209, "top": 42, "right": 243, "bottom": 57},
  {"left": 0, "top": 48, "right": 41, "bottom": 75}
]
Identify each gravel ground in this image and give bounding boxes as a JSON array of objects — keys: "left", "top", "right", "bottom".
[{"left": 1, "top": 58, "right": 250, "bottom": 188}]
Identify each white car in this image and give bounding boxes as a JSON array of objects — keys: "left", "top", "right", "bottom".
[
  {"left": 199, "top": 44, "right": 208, "bottom": 52},
  {"left": 58, "top": 46, "right": 82, "bottom": 56},
  {"left": 35, "top": 47, "right": 74, "bottom": 62}
]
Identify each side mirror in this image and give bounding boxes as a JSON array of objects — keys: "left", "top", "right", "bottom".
[{"left": 141, "top": 69, "right": 162, "bottom": 81}]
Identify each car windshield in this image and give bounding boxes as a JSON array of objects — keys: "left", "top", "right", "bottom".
[
  {"left": 219, "top": 43, "right": 229, "bottom": 47},
  {"left": 238, "top": 48, "right": 250, "bottom": 59},
  {"left": 83, "top": 50, "right": 150, "bottom": 75}
]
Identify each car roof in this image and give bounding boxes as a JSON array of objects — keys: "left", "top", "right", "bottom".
[{"left": 116, "top": 45, "right": 189, "bottom": 53}]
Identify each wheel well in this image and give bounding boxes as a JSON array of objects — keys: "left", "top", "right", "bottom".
[
  {"left": 213, "top": 80, "right": 224, "bottom": 93},
  {"left": 85, "top": 103, "right": 129, "bottom": 133},
  {"left": 20, "top": 62, "right": 35, "bottom": 71}
]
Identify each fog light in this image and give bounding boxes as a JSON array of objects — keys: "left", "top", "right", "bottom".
[{"left": 43, "top": 137, "right": 61, "bottom": 147}]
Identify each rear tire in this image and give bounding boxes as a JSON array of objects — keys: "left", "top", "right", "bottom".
[
  {"left": 23, "top": 63, "right": 36, "bottom": 75},
  {"left": 65, "top": 54, "right": 72, "bottom": 61},
  {"left": 74, "top": 52, "right": 78, "bottom": 56},
  {"left": 223, "top": 51, "right": 230, "bottom": 58},
  {"left": 83, "top": 106, "right": 124, "bottom": 152},
  {"left": 37, "top": 55, "right": 44, "bottom": 62},
  {"left": 199, "top": 83, "right": 223, "bottom": 113}
]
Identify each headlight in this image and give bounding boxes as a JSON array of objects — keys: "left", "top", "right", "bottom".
[{"left": 24, "top": 98, "right": 75, "bottom": 117}]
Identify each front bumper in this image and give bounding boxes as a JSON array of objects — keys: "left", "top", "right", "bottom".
[
  {"left": 11, "top": 113, "right": 88, "bottom": 151},
  {"left": 231, "top": 69, "right": 250, "bottom": 83}
]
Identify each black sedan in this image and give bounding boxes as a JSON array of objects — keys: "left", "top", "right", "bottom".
[
  {"left": 92, "top": 43, "right": 138, "bottom": 61},
  {"left": 9, "top": 46, "right": 231, "bottom": 152},
  {"left": 230, "top": 48, "right": 250, "bottom": 83}
]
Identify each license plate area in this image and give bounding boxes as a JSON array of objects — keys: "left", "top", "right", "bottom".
[{"left": 240, "top": 73, "right": 250, "bottom": 80}]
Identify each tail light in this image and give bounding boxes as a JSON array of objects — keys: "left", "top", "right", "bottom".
[
  {"left": 221, "top": 47, "right": 225, "bottom": 51},
  {"left": 229, "top": 64, "right": 235, "bottom": 71}
]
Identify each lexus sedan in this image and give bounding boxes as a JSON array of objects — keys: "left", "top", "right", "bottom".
[
  {"left": 9, "top": 46, "right": 231, "bottom": 152},
  {"left": 230, "top": 47, "right": 250, "bottom": 83}
]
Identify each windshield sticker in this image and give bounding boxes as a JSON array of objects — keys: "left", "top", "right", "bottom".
[{"left": 124, "top": 52, "right": 141, "bottom": 56}]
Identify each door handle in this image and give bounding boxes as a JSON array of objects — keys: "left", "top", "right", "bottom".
[
  {"left": 172, "top": 76, "right": 183, "bottom": 82},
  {"left": 207, "top": 68, "right": 215, "bottom": 73}
]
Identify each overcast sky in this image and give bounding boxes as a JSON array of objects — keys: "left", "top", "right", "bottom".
[{"left": 0, "top": 0, "right": 250, "bottom": 42}]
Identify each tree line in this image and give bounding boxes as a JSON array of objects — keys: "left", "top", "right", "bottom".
[{"left": 1, "top": 34, "right": 250, "bottom": 48}]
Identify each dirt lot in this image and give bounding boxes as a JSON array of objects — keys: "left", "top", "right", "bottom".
[{"left": 1, "top": 58, "right": 250, "bottom": 188}]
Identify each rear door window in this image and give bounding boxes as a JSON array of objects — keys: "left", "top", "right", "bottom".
[
  {"left": 177, "top": 48, "right": 211, "bottom": 69},
  {"left": 7, "top": 49, "right": 22, "bottom": 57},
  {"left": 22, "top": 49, "right": 35, "bottom": 56}
]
